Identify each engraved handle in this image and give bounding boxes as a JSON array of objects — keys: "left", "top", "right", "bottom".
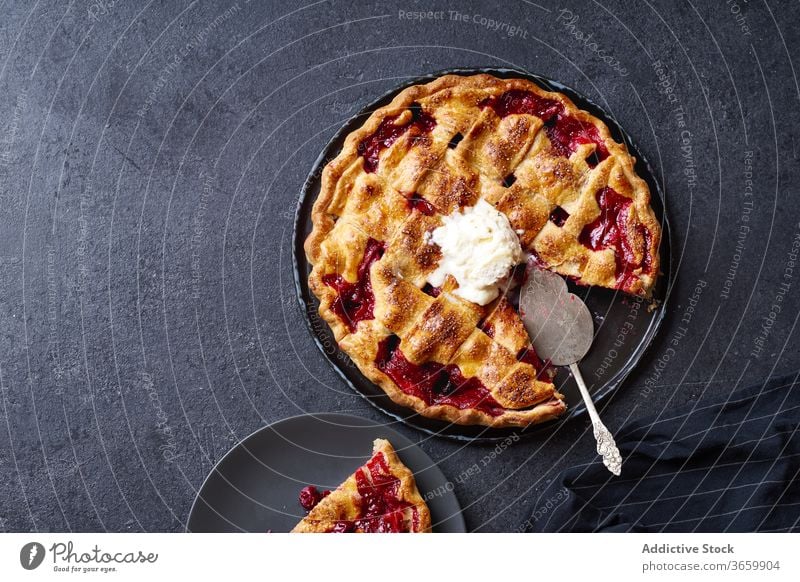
[{"left": 569, "top": 363, "right": 622, "bottom": 476}]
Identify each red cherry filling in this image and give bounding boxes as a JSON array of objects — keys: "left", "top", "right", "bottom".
[
  {"left": 549, "top": 206, "right": 569, "bottom": 227},
  {"left": 544, "top": 115, "right": 608, "bottom": 166},
  {"left": 421, "top": 283, "right": 441, "bottom": 297},
  {"left": 527, "top": 251, "right": 546, "bottom": 270},
  {"left": 375, "top": 335, "right": 505, "bottom": 417},
  {"left": 480, "top": 89, "right": 562, "bottom": 119},
  {"left": 298, "top": 485, "right": 330, "bottom": 511},
  {"left": 480, "top": 89, "right": 608, "bottom": 166},
  {"left": 477, "top": 317, "right": 495, "bottom": 338},
  {"left": 406, "top": 192, "right": 436, "bottom": 216},
  {"left": 322, "top": 238, "right": 386, "bottom": 332},
  {"left": 330, "top": 452, "right": 417, "bottom": 533},
  {"left": 578, "top": 187, "right": 652, "bottom": 290},
  {"left": 357, "top": 104, "right": 436, "bottom": 173},
  {"left": 517, "top": 347, "right": 555, "bottom": 380}
]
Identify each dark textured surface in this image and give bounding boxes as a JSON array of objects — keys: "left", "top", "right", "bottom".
[{"left": 0, "top": 0, "right": 798, "bottom": 532}]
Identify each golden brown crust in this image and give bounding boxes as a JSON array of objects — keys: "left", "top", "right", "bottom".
[
  {"left": 305, "top": 73, "right": 660, "bottom": 428},
  {"left": 291, "top": 438, "right": 431, "bottom": 533}
]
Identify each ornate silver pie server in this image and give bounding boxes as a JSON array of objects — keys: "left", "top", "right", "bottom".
[{"left": 519, "top": 267, "right": 622, "bottom": 476}]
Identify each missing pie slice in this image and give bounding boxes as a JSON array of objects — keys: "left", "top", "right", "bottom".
[
  {"left": 305, "top": 73, "right": 661, "bottom": 428},
  {"left": 292, "top": 438, "right": 432, "bottom": 533}
]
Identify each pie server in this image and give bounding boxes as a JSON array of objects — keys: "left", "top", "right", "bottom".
[{"left": 520, "top": 268, "right": 622, "bottom": 476}]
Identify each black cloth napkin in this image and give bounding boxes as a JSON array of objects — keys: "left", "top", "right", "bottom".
[{"left": 524, "top": 373, "right": 800, "bottom": 532}]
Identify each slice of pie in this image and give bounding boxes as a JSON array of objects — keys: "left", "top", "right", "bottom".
[
  {"left": 291, "top": 438, "right": 432, "bottom": 533},
  {"left": 305, "top": 73, "right": 661, "bottom": 428}
]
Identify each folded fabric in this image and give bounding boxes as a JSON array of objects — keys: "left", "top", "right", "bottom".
[{"left": 523, "top": 373, "right": 800, "bottom": 532}]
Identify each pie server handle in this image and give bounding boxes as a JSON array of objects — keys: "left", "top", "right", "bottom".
[{"left": 569, "top": 362, "right": 622, "bottom": 476}]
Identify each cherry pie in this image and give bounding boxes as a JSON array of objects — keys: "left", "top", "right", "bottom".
[
  {"left": 291, "top": 438, "right": 431, "bottom": 533},
  {"left": 305, "top": 73, "right": 660, "bottom": 428}
]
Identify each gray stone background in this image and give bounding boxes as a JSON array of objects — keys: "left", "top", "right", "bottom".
[{"left": 0, "top": 0, "right": 798, "bottom": 532}]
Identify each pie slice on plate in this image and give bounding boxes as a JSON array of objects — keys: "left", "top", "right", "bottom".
[
  {"left": 291, "top": 438, "right": 432, "bottom": 533},
  {"left": 304, "top": 73, "right": 661, "bottom": 428}
]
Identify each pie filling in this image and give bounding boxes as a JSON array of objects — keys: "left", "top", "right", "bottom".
[
  {"left": 516, "top": 346, "right": 555, "bottom": 380},
  {"left": 322, "top": 238, "right": 386, "bottom": 332},
  {"left": 477, "top": 317, "right": 495, "bottom": 338},
  {"left": 421, "top": 283, "right": 441, "bottom": 297},
  {"left": 579, "top": 187, "right": 652, "bottom": 291},
  {"left": 549, "top": 206, "right": 570, "bottom": 227},
  {"left": 480, "top": 89, "right": 608, "bottom": 166},
  {"left": 299, "top": 485, "right": 330, "bottom": 511},
  {"left": 334, "top": 452, "right": 418, "bottom": 533},
  {"left": 357, "top": 104, "right": 436, "bottom": 173},
  {"left": 375, "top": 334, "right": 506, "bottom": 417},
  {"left": 406, "top": 192, "right": 436, "bottom": 215}
]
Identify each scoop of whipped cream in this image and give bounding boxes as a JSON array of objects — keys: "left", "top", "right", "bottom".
[{"left": 427, "top": 199, "right": 522, "bottom": 305}]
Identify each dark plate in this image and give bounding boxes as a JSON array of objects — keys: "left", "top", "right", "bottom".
[
  {"left": 187, "top": 413, "right": 465, "bottom": 533},
  {"left": 293, "top": 67, "right": 673, "bottom": 442}
]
